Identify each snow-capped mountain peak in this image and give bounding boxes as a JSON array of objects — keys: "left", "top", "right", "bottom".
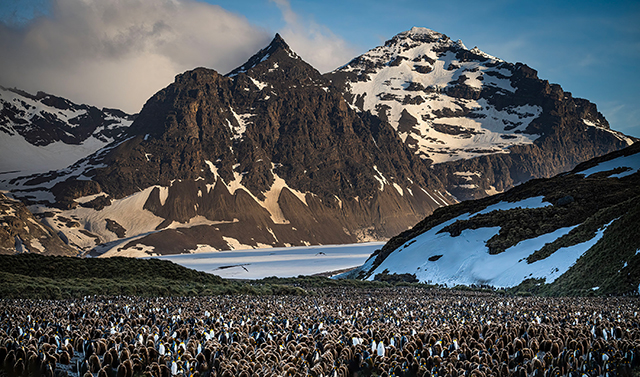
[
  {"left": 327, "top": 27, "right": 632, "bottom": 201},
  {"left": 330, "top": 28, "right": 536, "bottom": 166}
]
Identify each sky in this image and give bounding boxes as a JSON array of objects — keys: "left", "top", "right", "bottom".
[{"left": 0, "top": 0, "right": 638, "bottom": 138}]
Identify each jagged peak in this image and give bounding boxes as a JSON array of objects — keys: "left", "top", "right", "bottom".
[
  {"left": 400, "top": 27, "right": 445, "bottom": 39},
  {"left": 337, "top": 26, "right": 505, "bottom": 71},
  {"left": 384, "top": 27, "right": 448, "bottom": 47},
  {"left": 390, "top": 27, "right": 499, "bottom": 60},
  {"left": 269, "top": 33, "right": 290, "bottom": 52},
  {"left": 226, "top": 33, "right": 302, "bottom": 77}
]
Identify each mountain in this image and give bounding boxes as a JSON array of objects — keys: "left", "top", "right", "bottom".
[
  {"left": 348, "top": 142, "right": 640, "bottom": 296},
  {"left": 0, "top": 192, "right": 76, "bottom": 256},
  {"left": 4, "top": 34, "right": 455, "bottom": 256},
  {"left": 328, "top": 27, "right": 635, "bottom": 200},
  {"left": 1, "top": 29, "right": 634, "bottom": 257},
  {"left": 0, "top": 86, "right": 134, "bottom": 180}
]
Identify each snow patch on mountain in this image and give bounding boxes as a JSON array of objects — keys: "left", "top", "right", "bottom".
[
  {"left": 474, "top": 196, "right": 551, "bottom": 214},
  {"left": 260, "top": 168, "right": 308, "bottom": 223},
  {"left": 249, "top": 77, "right": 269, "bottom": 91},
  {"left": 228, "top": 107, "right": 251, "bottom": 140},
  {"left": 206, "top": 162, "right": 310, "bottom": 224},
  {"left": 583, "top": 118, "right": 635, "bottom": 146},
  {"left": 34, "top": 186, "right": 165, "bottom": 251},
  {"left": 372, "top": 165, "right": 389, "bottom": 190},
  {"left": 578, "top": 153, "right": 640, "bottom": 178},
  {"left": 334, "top": 28, "right": 543, "bottom": 164},
  {"left": 0, "top": 87, "right": 133, "bottom": 180},
  {"left": 365, "top": 197, "right": 612, "bottom": 287},
  {"left": 95, "top": 217, "right": 243, "bottom": 257}
]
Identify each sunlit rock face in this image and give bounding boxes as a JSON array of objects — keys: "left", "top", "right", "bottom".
[{"left": 329, "top": 27, "right": 634, "bottom": 200}]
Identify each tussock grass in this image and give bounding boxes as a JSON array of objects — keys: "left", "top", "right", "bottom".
[{"left": 0, "top": 254, "right": 306, "bottom": 298}]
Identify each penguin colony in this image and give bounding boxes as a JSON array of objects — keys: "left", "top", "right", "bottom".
[{"left": 1, "top": 288, "right": 639, "bottom": 377}]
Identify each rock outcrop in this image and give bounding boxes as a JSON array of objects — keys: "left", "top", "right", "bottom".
[{"left": 0, "top": 192, "right": 76, "bottom": 255}]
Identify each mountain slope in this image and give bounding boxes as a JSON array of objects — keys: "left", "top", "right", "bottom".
[
  {"left": 349, "top": 142, "right": 640, "bottom": 296},
  {"left": 5, "top": 35, "right": 455, "bottom": 256},
  {"left": 0, "top": 86, "right": 134, "bottom": 181},
  {"left": 0, "top": 192, "right": 76, "bottom": 255},
  {"left": 328, "top": 27, "right": 635, "bottom": 200}
]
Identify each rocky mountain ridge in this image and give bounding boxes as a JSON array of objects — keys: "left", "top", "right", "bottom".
[
  {"left": 0, "top": 86, "right": 134, "bottom": 180},
  {"left": 4, "top": 34, "right": 455, "bottom": 256},
  {"left": 0, "top": 28, "right": 635, "bottom": 257}
]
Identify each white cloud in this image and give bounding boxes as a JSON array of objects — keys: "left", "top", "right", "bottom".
[
  {"left": 0, "top": 0, "right": 362, "bottom": 113},
  {"left": 0, "top": 0, "right": 271, "bottom": 113},
  {"left": 270, "top": 0, "right": 358, "bottom": 73}
]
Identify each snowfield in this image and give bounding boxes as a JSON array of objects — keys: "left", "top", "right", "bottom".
[
  {"left": 366, "top": 223, "right": 610, "bottom": 288},
  {"left": 0, "top": 134, "right": 119, "bottom": 180},
  {"left": 151, "top": 242, "right": 383, "bottom": 279},
  {"left": 361, "top": 196, "right": 615, "bottom": 287},
  {"left": 0, "top": 87, "right": 133, "bottom": 181}
]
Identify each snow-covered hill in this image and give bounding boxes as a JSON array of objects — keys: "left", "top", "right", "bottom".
[
  {"left": 349, "top": 142, "right": 640, "bottom": 296},
  {"left": 0, "top": 86, "right": 134, "bottom": 181}
]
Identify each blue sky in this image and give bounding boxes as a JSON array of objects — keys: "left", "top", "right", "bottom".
[{"left": 1, "top": 0, "right": 638, "bottom": 137}]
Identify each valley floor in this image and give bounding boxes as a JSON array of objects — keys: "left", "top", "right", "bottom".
[{"left": 150, "top": 242, "right": 383, "bottom": 279}]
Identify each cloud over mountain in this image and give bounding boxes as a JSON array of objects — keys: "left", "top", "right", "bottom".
[
  {"left": 0, "top": 0, "right": 359, "bottom": 114},
  {"left": 0, "top": 0, "right": 271, "bottom": 113}
]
